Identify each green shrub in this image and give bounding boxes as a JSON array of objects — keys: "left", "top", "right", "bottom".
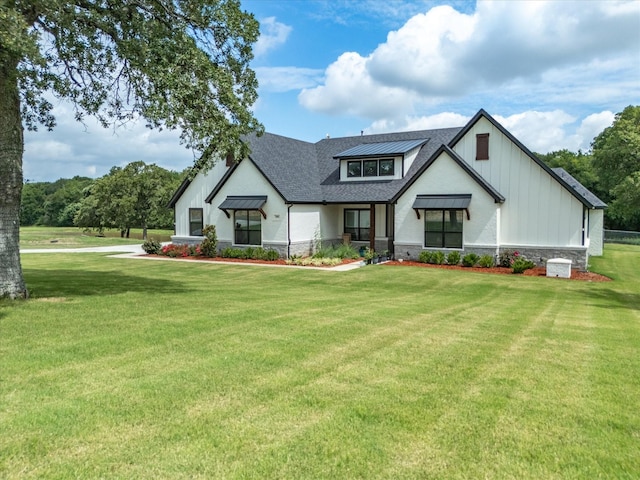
[
  {"left": 498, "top": 250, "right": 519, "bottom": 267},
  {"left": 478, "top": 254, "right": 494, "bottom": 268},
  {"left": 142, "top": 238, "right": 162, "bottom": 254},
  {"left": 313, "top": 244, "right": 360, "bottom": 260},
  {"left": 266, "top": 249, "right": 280, "bottom": 261},
  {"left": 418, "top": 251, "right": 432, "bottom": 263},
  {"left": 512, "top": 257, "right": 536, "bottom": 274},
  {"left": 431, "top": 251, "right": 445, "bottom": 265},
  {"left": 199, "top": 225, "right": 218, "bottom": 257},
  {"left": 462, "top": 253, "right": 480, "bottom": 267},
  {"left": 446, "top": 251, "right": 461, "bottom": 265}
]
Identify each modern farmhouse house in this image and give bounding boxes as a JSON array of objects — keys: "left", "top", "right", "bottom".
[{"left": 168, "top": 109, "right": 606, "bottom": 269}]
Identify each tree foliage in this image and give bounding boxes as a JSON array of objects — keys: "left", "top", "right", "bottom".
[
  {"left": 1, "top": 0, "right": 262, "bottom": 298},
  {"left": 592, "top": 105, "right": 640, "bottom": 230},
  {"left": 75, "top": 162, "right": 182, "bottom": 238},
  {"left": 21, "top": 176, "right": 94, "bottom": 226}
]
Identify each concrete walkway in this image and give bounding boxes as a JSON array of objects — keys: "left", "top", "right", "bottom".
[
  {"left": 20, "top": 244, "right": 367, "bottom": 271},
  {"left": 20, "top": 244, "right": 145, "bottom": 254}
]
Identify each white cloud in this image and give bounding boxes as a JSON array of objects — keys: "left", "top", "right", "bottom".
[
  {"left": 299, "top": 1, "right": 640, "bottom": 119},
  {"left": 299, "top": 52, "right": 418, "bottom": 118},
  {"left": 360, "top": 109, "right": 615, "bottom": 154},
  {"left": 23, "top": 101, "right": 194, "bottom": 182},
  {"left": 255, "top": 66, "right": 324, "bottom": 92},
  {"left": 367, "top": 111, "right": 470, "bottom": 134},
  {"left": 254, "top": 17, "right": 292, "bottom": 57}
]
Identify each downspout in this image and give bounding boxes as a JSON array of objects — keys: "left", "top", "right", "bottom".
[{"left": 287, "top": 203, "right": 292, "bottom": 259}]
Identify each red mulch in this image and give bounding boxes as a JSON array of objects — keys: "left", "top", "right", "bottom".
[
  {"left": 143, "top": 254, "right": 359, "bottom": 268},
  {"left": 384, "top": 261, "right": 610, "bottom": 281},
  {"left": 143, "top": 254, "right": 609, "bottom": 281}
]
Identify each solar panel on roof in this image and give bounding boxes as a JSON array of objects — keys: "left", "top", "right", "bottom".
[{"left": 334, "top": 138, "right": 429, "bottom": 158}]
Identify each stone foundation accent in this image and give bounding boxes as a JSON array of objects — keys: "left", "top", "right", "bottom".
[
  {"left": 499, "top": 246, "right": 588, "bottom": 270},
  {"left": 394, "top": 243, "right": 588, "bottom": 270}
]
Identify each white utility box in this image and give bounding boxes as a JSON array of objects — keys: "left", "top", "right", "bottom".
[{"left": 546, "top": 258, "right": 572, "bottom": 278}]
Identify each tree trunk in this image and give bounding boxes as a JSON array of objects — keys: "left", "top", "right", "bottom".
[{"left": 0, "top": 59, "right": 28, "bottom": 299}]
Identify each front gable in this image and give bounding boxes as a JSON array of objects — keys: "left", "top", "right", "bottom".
[{"left": 395, "top": 148, "right": 503, "bottom": 248}]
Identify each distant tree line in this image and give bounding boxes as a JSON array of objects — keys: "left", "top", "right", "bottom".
[
  {"left": 537, "top": 105, "right": 640, "bottom": 232},
  {"left": 21, "top": 161, "right": 184, "bottom": 238}
]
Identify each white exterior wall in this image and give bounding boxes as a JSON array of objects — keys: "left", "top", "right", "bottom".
[
  {"left": 588, "top": 209, "right": 604, "bottom": 256},
  {"left": 205, "top": 160, "right": 288, "bottom": 247},
  {"left": 453, "top": 117, "right": 584, "bottom": 248},
  {"left": 173, "top": 160, "right": 230, "bottom": 240},
  {"left": 395, "top": 151, "right": 499, "bottom": 249}
]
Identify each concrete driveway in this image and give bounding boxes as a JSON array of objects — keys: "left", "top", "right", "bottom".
[{"left": 20, "top": 244, "right": 145, "bottom": 254}]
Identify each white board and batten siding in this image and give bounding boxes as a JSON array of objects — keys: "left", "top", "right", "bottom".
[
  {"left": 205, "top": 160, "right": 289, "bottom": 247},
  {"left": 173, "top": 160, "right": 230, "bottom": 241},
  {"left": 453, "top": 117, "right": 585, "bottom": 249},
  {"left": 395, "top": 150, "right": 500, "bottom": 250}
]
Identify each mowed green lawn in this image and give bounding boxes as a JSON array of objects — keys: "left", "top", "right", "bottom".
[
  {"left": 20, "top": 226, "right": 172, "bottom": 249},
  {"left": 1, "top": 245, "right": 639, "bottom": 479}
]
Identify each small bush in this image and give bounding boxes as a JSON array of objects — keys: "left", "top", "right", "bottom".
[
  {"left": 462, "top": 253, "right": 480, "bottom": 267},
  {"left": 199, "top": 225, "right": 218, "bottom": 257},
  {"left": 498, "top": 250, "right": 519, "bottom": 267},
  {"left": 418, "top": 251, "right": 432, "bottom": 263},
  {"left": 478, "top": 254, "right": 495, "bottom": 268},
  {"left": 313, "top": 244, "right": 360, "bottom": 260},
  {"left": 161, "top": 243, "right": 191, "bottom": 258},
  {"left": 266, "top": 249, "right": 280, "bottom": 261},
  {"left": 512, "top": 258, "right": 536, "bottom": 274},
  {"left": 142, "top": 238, "right": 162, "bottom": 254},
  {"left": 446, "top": 251, "right": 461, "bottom": 265},
  {"left": 431, "top": 251, "right": 445, "bottom": 265}
]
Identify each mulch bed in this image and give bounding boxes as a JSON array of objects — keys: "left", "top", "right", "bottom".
[
  {"left": 143, "top": 254, "right": 610, "bottom": 281},
  {"left": 384, "top": 261, "right": 611, "bottom": 282},
  {"left": 143, "top": 254, "right": 359, "bottom": 268}
]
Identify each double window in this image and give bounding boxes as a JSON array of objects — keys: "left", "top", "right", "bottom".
[
  {"left": 344, "top": 209, "right": 370, "bottom": 241},
  {"left": 425, "top": 210, "right": 463, "bottom": 248},
  {"left": 189, "top": 208, "right": 203, "bottom": 236},
  {"left": 347, "top": 158, "right": 394, "bottom": 178},
  {"left": 234, "top": 210, "right": 261, "bottom": 245}
]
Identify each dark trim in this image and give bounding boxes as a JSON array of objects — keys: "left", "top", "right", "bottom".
[
  {"left": 188, "top": 208, "right": 204, "bottom": 236},
  {"left": 167, "top": 176, "right": 192, "bottom": 208},
  {"left": 392, "top": 144, "right": 505, "bottom": 204},
  {"left": 449, "top": 109, "right": 604, "bottom": 209},
  {"left": 205, "top": 157, "right": 288, "bottom": 204},
  {"left": 476, "top": 133, "right": 489, "bottom": 160},
  {"left": 218, "top": 195, "right": 268, "bottom": 219}
]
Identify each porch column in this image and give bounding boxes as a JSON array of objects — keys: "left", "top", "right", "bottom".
[{"left": 370, "top": 203, "right": 375, "bottom": 251}]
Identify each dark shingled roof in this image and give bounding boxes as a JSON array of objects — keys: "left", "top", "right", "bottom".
[
  {"left": 178, "top": 109, "right": 604, "bottom": 211},
  {"left": 234, "top": 127, "right": 463, "bottom": 204},
  {"left": 552, "top": 168, "right": 607, "bottom": 209}
]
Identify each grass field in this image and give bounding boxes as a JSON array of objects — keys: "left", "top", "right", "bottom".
[
  {"left": 19, "top": 226, "right": 173, "bottom": 249},
  {"left": 1, "top": 244, "right": 639, "bottom": 478}
]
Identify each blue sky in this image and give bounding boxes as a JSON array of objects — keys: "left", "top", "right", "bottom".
[{"left": 23, "top": 0, "right": 640, "bottom": 182}]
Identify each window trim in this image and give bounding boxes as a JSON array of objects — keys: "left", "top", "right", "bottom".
[
  {"left": 344, "top": 208, "right": 371, "bottom": 241},
  {"left": 234, "top": 209, "right": 262, "bottom": 246},
  {"left": 344, "top": 158, "right": 395, "bottom": 179},
  {"left": 424, "top": 209, "right": 464, "bottom": 249},
  {"left": 189, "top": 208, "right": 203, "bottom": 236},
  {"left": 476, "top": 133, "right": 489, "bottom": 160}
]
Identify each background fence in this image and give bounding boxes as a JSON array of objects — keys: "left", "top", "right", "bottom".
[{"left": 604, "top": 229, "right": 640, "bottom": 245}]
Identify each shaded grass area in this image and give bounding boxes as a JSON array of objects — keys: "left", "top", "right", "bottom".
[
  {"left": 20, "top": 226, "right": 172, "bottom": 249},
  {"left": 1, "top": 245, "right": 639, "bottom": 478}
]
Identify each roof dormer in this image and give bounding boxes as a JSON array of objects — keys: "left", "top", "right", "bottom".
[{"left": 334, "top": 138, "right": 429, "bottom": 181}]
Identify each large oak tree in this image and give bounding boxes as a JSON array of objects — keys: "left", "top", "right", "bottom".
[{"left": 0, "top": 0, "right": 262, "bottom": 298}]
